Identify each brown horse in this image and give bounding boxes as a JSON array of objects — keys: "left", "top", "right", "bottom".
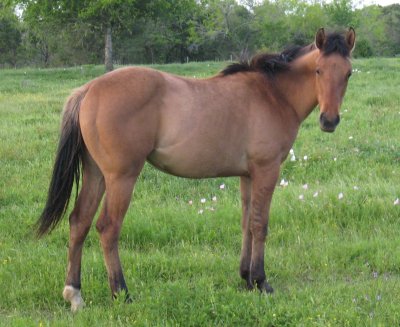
[{"left": 37, "top": 28, "right": 355, "bottom": 312}]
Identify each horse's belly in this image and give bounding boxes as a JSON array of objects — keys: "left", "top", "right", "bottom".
[{"left": 147, "top": 145, "right": 248, "bottom": 178}]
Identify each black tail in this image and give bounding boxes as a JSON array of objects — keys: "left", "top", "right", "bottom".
[{"left": 36, "top": 85, "right": 89, "bottom": 237}]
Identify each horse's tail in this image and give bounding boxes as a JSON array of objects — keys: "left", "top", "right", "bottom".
[{"left": 36, "top": 84, "right": 90, "bottom": 238}]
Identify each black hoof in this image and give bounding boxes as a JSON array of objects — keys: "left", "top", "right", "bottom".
[
  {"left": 246, "top": 280, "right": 255, "bottom": 290},
  {"left": 112, "top": 290, "right": 132, "bottom": 303},
  {"left": 257, "top": 280, "right": 274, "bottom": 294}
]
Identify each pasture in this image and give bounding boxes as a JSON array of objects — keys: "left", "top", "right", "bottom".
[{"left": 0, "top": 58, "right": 399, "bottom": 326}]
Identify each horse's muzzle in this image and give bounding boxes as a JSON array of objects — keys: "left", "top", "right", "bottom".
[{"left": 320, "top": 113, "right": 340, "bottom": 133}]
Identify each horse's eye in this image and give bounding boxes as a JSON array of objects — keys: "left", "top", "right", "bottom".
[{"left": 316, "top": 69, "right": 321, "bottom": 75}]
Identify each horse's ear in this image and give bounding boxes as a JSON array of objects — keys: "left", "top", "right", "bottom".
[
  {"left": 346, "top": 27, "right": 356, "bottom": 52},
  {"left": 315, "top": 28, "right": 325, "bottom": 50}
]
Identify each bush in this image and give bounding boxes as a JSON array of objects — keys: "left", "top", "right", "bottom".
[{"left": 354, "top": 39, "right": 374, "bottom": 58}]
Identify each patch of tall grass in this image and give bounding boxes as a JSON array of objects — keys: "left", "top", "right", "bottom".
[{"left": 0, "top": 58, "right": 399, "bottom": 326}]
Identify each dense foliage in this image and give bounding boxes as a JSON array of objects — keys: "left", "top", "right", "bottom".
[{"left": 1, "top": 0, "right": 400, "bottom": 68}]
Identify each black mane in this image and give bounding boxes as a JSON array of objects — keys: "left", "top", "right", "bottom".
[
  {"left": 221, "top": 45, "right": 304, "bottom": 77},
  {"left": 221, "top": 32, "right": 350, "bottom": 77}
]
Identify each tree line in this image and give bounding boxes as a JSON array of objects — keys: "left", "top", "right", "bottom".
[{"left": 1, "top": 0, "right": 399, "bottom": 70}]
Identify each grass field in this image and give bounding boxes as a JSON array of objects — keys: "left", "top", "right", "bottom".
[{"left": 0, "top": 58, "right": 399, "bottom": 326}]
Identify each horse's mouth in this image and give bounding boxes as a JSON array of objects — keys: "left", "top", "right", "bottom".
[{"left": 320, "top": 125, "right": 336, "bottom": 133}]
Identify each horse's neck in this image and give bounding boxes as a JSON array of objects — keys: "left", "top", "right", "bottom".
[{"left": 276, "top": 50, "right": 319, "bottom": 123}]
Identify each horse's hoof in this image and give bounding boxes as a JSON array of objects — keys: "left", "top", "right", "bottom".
[
  {"left": 246, "top": 280, "right": 255, "bottom": 291},
  {"left": 257, "top": 281, "right": 274, "bottom": 294},
  {"left": 264, "top": 283, "right": 274, "bottom": 294},
  {"left": 112, "top": 290, "right": 133, "bottom": 303},
  {"left": 63, "top": 285, "right": 85, "bottom": 312},
  {"left": 125, "top": 294, "right": 133, "bottom": 303}
]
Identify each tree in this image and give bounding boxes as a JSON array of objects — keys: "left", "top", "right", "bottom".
[
  {"left": 142, "top": 0, "right": 201, "bottom": 63},
  {"left": 287, "top": 2, "right": 327, "bottom": 46},
  {"left": 17, "top": 0, "right": 141, "bottom": 71},
  {"left": 382, "top": 4, "right": 400, "bottom": 55},
  {"left": 353, "top": 5, "right": 385, "bottom": 56},
  {"left": 325, "top": 0, "right": 356, "bottom": 28},
  {"left": 6, "top": 0, "right": 400, "bottom": 67},
  {"left": 0, "top": 3, "right": 22, "bottom": 67},
  {"left": 199, "top": 0, "right": 256, "bottom": 60},
  {"left": 77, "top": 0, "right": 139, "bottom": 71},
  {"left": 252, "top": 0, "right": 290, "bottom": 51}
]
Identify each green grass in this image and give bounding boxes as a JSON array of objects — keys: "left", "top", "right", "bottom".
[{"left": 0, "top": 58, "right": 399, "bottom": 326}]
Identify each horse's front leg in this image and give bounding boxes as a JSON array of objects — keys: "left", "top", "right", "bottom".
[
  {"left": 248, "top": 163, "right": 280, "bottom": 293},
  {"left": 239, "top": 176, "right": 253, "bottom": 289}
]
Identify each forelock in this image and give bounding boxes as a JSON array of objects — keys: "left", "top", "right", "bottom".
[{"left": 322, "top": 33, "right": 350, "bottom": 57}]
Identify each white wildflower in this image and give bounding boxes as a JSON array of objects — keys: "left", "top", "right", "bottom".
[
  {"left": 212, "top": 196, "right": 217, "bottom": 202},
  {"left": 338, "top": 192, "right": 344, "bottom": 200},
  {"left": 280, "top": 179, "right": 289, "bottom": 187},
  {"left": 298, "top": 194, "right": 304, "bottom": 200},
  {"left": 219, "top": 184, "right": 225, "bottom": 190},
  {"left": 200, "top": 198, "right": 206, "bottom": 204},
  {"left": 394, "top": 198, "right": 399, "bottom": 205},
  {"left": 289, "top": 149, "right": 296, "bottom": 161}
]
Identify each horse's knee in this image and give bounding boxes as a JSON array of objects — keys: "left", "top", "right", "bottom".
[
  {"left": 95, "top": 213, "right": 115, "bottom": 235},
  {"left": 95, "top": 215, "right": 108, "bottom": 234},
  {"left": 69, "top": 210, "right": 79, "bottom": 225},
  {"left": 250, "top": 222, "right": 268, "bottom": 241}
]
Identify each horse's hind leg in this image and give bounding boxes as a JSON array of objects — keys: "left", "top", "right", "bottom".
[
  {"left": 95, "top": 166, "right": 143, "bottom": 300},
  {"left": 63, "top": 154, "right": 105, "bottom": 312}
]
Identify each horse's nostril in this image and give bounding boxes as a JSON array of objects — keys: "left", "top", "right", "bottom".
[
  {"left": 334, "top": 115, "right": 340, "bottom": 126},
  {"left": 320, "top": 113, "right": 340, "bottom": 127}
]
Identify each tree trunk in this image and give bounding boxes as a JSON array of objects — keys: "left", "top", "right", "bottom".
[{"left": 105, "top": 25, "right": 113, "bottom": 72}]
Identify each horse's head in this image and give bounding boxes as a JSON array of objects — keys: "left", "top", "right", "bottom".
[{"left": 314, "top": 28, "right": 355, "bottom": 133}]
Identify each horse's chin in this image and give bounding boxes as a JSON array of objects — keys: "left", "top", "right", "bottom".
[{"left": 320, "top": 125, "right": 336, "bottom": 133}]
